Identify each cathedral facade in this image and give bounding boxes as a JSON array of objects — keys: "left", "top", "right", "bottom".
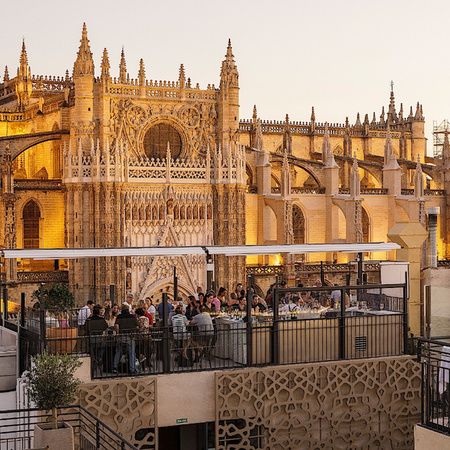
[{"left": 0, "top": 24, "right": 447, "bottom": 303}]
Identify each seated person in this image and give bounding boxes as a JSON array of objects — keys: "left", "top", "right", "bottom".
[
  {"left": 171, "top": 305, "right": 190, "bottom": 344},
  {"left": 252, "top": 294, "right": 268, "bottom": 312},
  {"left": 185, "top": 296, "right": 199, "bottom": 320},
  {"left": 112, "top": 305, "right": 138, "bottom": 374},
  {"left": 190, "top": 305, "right": 214, "bottom": 345},
  {"left": 135, "top": 307, "right": 150, "bottom": 330}
]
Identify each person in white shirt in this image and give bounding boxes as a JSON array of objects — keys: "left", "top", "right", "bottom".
[{"left": 77, "top": 300, "right": 94, "bottom": 327}]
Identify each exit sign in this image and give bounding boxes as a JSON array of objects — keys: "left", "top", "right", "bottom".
[{"left": 176, "top": 418, "right": 188, "bottom": 424}]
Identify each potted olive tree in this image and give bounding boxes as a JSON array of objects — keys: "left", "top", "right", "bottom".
[
  {"left": 26, "top": 352, "right": 81, "bottom": 450},
  {"left": 33, "top": 284, "right": 78, "bottom": 353}
]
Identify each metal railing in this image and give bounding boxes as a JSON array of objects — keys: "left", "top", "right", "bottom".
[
  {"left": 418, "top": 337, "right": 450, "bottom": 435},
  {"left": 0, "top": 405, "right": 138, "bottom": 450},
  {"left": 16, "top": 283, "right": 409, "bottom": 379}
]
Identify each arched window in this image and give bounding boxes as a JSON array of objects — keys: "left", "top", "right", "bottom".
[
  {"left": 143, "top": 123, "right": 182, "bottom": 160},
  {"left": 362, "top": 208, "right": 370, "bottom": 243},
  {"left": 292, "top": 205, "right": 305, "bottom": 244},
  {"left": 23, "top": 200, "right": 40, "bottom": 248}
]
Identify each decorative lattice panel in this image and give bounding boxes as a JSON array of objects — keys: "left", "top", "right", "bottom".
[
  {"left": 215, "top": 356, "right": 420, "bottom": 450},
  {"left": 79, "top": 377, "right": 157, "bottom": 449}
]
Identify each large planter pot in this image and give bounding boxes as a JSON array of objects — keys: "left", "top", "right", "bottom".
[
  {"left": 34, "top": 421, "right": 74, "bottom": 450},
  {"left": 46, "top": 327, "right": 78, "bottom": 354}
]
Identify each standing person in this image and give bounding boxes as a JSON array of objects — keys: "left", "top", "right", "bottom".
[
  {"left": 113, "top": 305, "right": 138, "bottom": 375},
  {"left": 123, "top": 294, "right": 134, "bottom": 313},
  {"left": 145, "top": 297, "right": 156, "bottom": 322},
  {"left": 77, "top": 300, "right": 94, "bottom": 328},
  {"left": 157, "top": 297, "right": 173, "bottom": 321},
  {"left": 85, "top": 305, "right": 108, "bottom": 371}
]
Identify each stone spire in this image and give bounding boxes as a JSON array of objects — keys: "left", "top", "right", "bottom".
[
  {"left": 310, "top": 106, "right": 316, "bottom": 123},
  {"left": 252, "top": 105, "right": 257, "bottom": 123},
  {"left": 220, "top": 39, "right": 238, "bottom": 88},
  {"left": 100, "top": 48, "right": 110, "bottom": 80},
  {"left": 19, "top": 39, "right": 29, "bottom": 77},
  {"left": 178, "top": 63, "right": 185, "bottom": 88},
  {"left": 350, "top": 153, "right": 361, "bottom": 199},
  {"left": 138, "top": 58, "right": 146, "bottom": 86},
  {"left": 442, "top": 130, "right": 450, "bottom": 169},
  {"left": 322, "top": 123, "right": 337, "bottom": 167},
  {"left": 15, "top": 39, "right": 32, "bottom": 109},
  {"left": 283, "top": 113, "right": 292, "bottom": 154},
  {"left": 414, "top": 102, "right": 422, "bottom": 120},
  {"left": 398, "top": 103, "right": 404, "bottom": 122},
  {"left": 408, "top": 105, "right": 414, "bottom": 121},
  {"left": 3, "top": 66, "right": 9, "bottom": 82},
  {"left": 383, "top": 123, "right": 400, "bottom": 169},
  {"left": 355, "top": 112, "right": 361, "bottom": 126},
  {"left": 119, "top": 47, "right": 127, "bottom": 83},
  {"left": 73, "top": 23, "right": 94, "bottom": 77},
  {"left": 380, "top": 106, "right": 386, "bottom": 126},
  {"left": 414, "top": 156, "right": 424, "bottom": 198},
  {"left": 254, "top": 119, "right": 264, "bottom": 152},
  {"left": 371, "top": 112, "right": 377, "bottom": 125},
  {"left": 388, "top": 80, "right": 397, "bottom": 122}
]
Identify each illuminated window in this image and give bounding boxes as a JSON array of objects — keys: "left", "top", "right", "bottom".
[
  {"left": 143, "top": 123, "right": 182, "bottom": 159},
  {"left": 23, "top": 200, "right": 40, "bottom": 248}
]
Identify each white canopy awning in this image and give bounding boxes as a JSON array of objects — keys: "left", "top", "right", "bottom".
[{"left": 0, "top": 242, "right": 400, "bottom": 260}]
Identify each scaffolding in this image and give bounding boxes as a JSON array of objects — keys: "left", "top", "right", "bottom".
[{"left": 433, "top": 119, "right": 450, "bottom": 157}]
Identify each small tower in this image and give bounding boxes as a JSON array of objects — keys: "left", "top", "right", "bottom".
[
  {"left": 15, "top": 40, "right": 32, "bottom": 110},
  {"left": 138, "top": 59, "right": 146, "bottom": 86},
  {"left": 411, "top": 102, "right": 425, "bottom": 162},
  {"left": 119, "top": 47, "right": 128, "bottom": 83},
  {"left": 178, "top": 63, "right": 185, "bottom": 89},
  {"left": 71, "top": 23, "right": 95, "bottom": 144},
  {"left": 218, "top": 39, "right": 239, "bottom": 153},
  {"left": 100, "top": 48, "right": 111, "bottom": 81},
  {"left": 3, "top": 66, "right": 9, "bottom": 82}
]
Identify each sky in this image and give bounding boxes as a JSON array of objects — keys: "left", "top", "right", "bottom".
[{"left": 1, "top": 0, "right": 449, "bottom": 147}]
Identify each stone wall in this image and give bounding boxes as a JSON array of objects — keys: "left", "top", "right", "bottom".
[
  {"left": 215, "top": 356, "right": 420, "bottom": 450},
  {"left": 76, "top": 355, "right": 420, "bottom": 449}
]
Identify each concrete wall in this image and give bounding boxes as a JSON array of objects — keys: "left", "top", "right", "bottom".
[{"left": 414, "top": 424, "right": 450, "bottom": 450}]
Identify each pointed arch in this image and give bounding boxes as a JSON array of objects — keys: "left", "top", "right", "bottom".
[
  {"left": 22, "top": 200, "right": 41, "bottom": 248},
  {"left": 292, "top": 204, "right": 306, "bottom": 244}
]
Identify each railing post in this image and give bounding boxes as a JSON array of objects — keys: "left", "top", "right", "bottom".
[
  {"left": 402, "top": 279, "right": 408, "bottom": 354},
  {"left": 272, "top": 288, "right": 280, "bottom": 365},
  {"left": 162, "top": 292, "right": 170, "bottom": 373},
  {"left": 20, "top": 292, "right": 26, "bottom": 328},
  {"left": 95, "top": 419, "right": 100, "bottom": 449},
  {"left": 173, "top": 267, "right": 178, "bottom": 303},
  {"left": 39, "top": 303, "right": 47, "bottom": 351},
  {"left": 2, "top": 286, "right": 8, "bottom": 324},
  {"left": 246, "top": 274, "right": 254, "bottom": 367},
  {"left": 338, "top": 288, "right": 345, "bottom": 359}
]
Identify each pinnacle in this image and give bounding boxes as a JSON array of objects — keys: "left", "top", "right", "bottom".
[
  {"left": 20, "top": 38, "right": 28, "bottom": 66},
  {"left": 226, "top": 38, "right": 234, "bottom": 59}
]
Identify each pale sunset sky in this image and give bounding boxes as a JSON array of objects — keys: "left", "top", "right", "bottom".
[{"left": 1, "top": 0, "right": 448, "bottom": 148}]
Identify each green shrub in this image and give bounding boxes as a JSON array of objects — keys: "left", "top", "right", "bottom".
[
  {"left": 26, "top": 352, "right": 81, "bottom": 427},
  {"left": 32, "top": 283, "right": 75, "bottom": 311}
]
